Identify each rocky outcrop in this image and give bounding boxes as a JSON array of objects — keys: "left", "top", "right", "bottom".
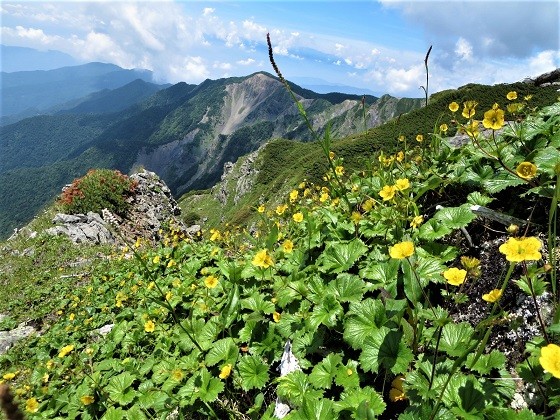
[
  {"left": 0, "top": 314, "right": 36, "bottom": 355},
  {"left": 45, "top": 212, "right": 113, "bottom": 244},
  {"left": 215, "top": 150, "right": 260, "bottom": 205},
  {"left": 45, "top": 169, "right": 184, "bottom": 245},
  {"left": 522, "top": 68, "right": 560, "bottom": 87}
]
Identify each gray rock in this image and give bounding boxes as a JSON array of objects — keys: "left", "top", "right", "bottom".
[{"left": 0, "top": 321, "right": 37, "bottom": 355}]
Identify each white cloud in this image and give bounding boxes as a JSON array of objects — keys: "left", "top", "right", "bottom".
[
  {"left": 203, "top": 7, "right": 214, "bottom": 16},
  {"left": 237, "top": 58, "right": 255, "bottom": 66},
  {"left": 454, "top": 37, "right": 472, "bottom": 61}
]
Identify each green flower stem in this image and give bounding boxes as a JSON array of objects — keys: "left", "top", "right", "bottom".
[
  {"left": 428, "top": 326, "right": 443, "bottom": 391},
  {"left": 526, "top": 271, "right": 550, "bottom": 344},
  {"left": 267, "top": 33, "right": 351, "bottom": 211},
  {"left": 548, "top": 172, "right": 559, "bottom": 306}
]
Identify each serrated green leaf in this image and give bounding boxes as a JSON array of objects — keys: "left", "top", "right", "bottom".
[
  {"left": 334, "top": 359, "right": 360, "bottom": 389},
  {"left": 534, "top": 146, "right": 560, "bottom": 177},
  {"left": 317, "top": 239, "right": 368, "bottom": 273},
  {"left": 439, "top": 322, "right": 475, "bottom": 357},
  {"left": 196, "top": 368, "right": 224, "bottom": 403},
  {"left": 125, "top": 405, "right": 149, "bottom": 420},
  {"left": 237, "top": 355, "right": 270, "bottom": 391},
  {"left": 287, "top": 398, "right": 336, "bottom": 420},
  {"left": 343, "top": 299, "right": 387, "bottom": 349},
  {"left": 136, "top": 390, "right": 169, "bottom": 412},
  {"left": 484, "top": 407, "right": 544, "bottom": 420},
  {"left": 205, "top": 337, "right": 239, "bottom": 366},
  {"left": 105, "top": 372, "right": 136, "bottom": 406},
  {"left": 328, "top": 273, "right": 365, "bottom": 302},
  {"left": 418, "top": 218, "right": 453, "bottom": 240},
  {"left": 433, "top": 205, "right": 476, "bottom": 230},
  {"left": 242, "top": 293, "right": 275, "bottom": 314},
  {"left": 482, "top": 172, "right": 524, "bottom": 193},
  {"left": 359, "top": 259, "right": 400, "bottom": 296},
  {"left": 466, "top": 350, "right": 505, "bottom": 374},
  {"left": 101, "top": 407, "right": 126, "bottom": 420},
  {"left": 359, "top": 327, "right": 413, "bottom": 374},
  {"left": 466, "top": 191, "right": 494, "bottom": 206},
  {"left": 336, "top": 386, "right": 386, "bottom": 416},
  {"left": 277, "top": 370, "right": 323, "bottom": 407},
  {"left": 309, "top": 353, "right": 342, "bottom": 389},
  {"left": 308, "top": 293, "right": 343, "bottom": 329}
]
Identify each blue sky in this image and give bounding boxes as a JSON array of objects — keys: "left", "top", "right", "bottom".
[{"left": 2, "top": 1, "right": 559, "bottom": 97}]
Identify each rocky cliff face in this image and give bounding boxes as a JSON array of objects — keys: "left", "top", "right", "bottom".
[{"left": 131, "top": 73, "right": 423, "bottom": 196}]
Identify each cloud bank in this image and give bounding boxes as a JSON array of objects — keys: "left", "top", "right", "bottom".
[{"left": 1, "top": 1, "right": 558, "bottom": 97}]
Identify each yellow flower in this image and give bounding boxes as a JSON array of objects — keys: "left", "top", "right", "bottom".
[
  {"left": 443, "top": 267, "right": 467, "bottom": 286},
  {"left": 42, "top": 373, "right": 49, "bottom": 383},
  {"left": 2, "top": 372, "right": 17, "bottom": 380},
  {"left": 210, "top": 229, "right": 222, "bottom": 241},
  {"left": 69, "top": 313, "right": 75, "bottom": 321},
  {"left": 58, "top": 344, "right": 75, "bottom": 358},
  {"left": 499, "top": 237, "right": 542, "bottom": 262},
  {"left": 507, "top": 91, "right": 518, "bottom": 100},
  {"left": 219, "top": 364, "right": 233, "bottom": 379},
  {"left": 171, "top": 369, "right": 184, "bottom": 381},
  {"left": 329, "top": 151, "right": 335, "bottom": 160},
  {"left": 507, "top": 103, "right": 523, "bottom": 113},
  {"left": 293, "top": 212, "right": 304, "bottom": 223},
  {"left": 439, "top": 123, "right": 448, "bottom": 133},
  {"left": 282, "top": 240, "right": 294, "bottom": 254},
  {"left": 410, "top": 215, "right": 423, "bottom": 229},
  {"left": 26, "top": 397, "right": 39, "bottom": 413},
  {"left": 350, "top": 211, "right": 362, "bottom": 224},
  {"left": 462, "top": 100, "right": 478, "bottom": 118},
  {"left": 461, "top": 256, "right": 481, "bottom": 277},
  {"left": 539, "top": 344, "right": 560, "bottom": 378},
  {"left": 289, "top": 189, "right": 299, "bottom": 202},
  {"left": 464, "top": 120, "right": 480, "bottom": 137},
  {"left": 152, "top": 255, "right": 160, "bottom": 264},
  {"left": 276, "top": 204, "right": 288, "bottom": 215},
  {"left": 362, "top": 198, "right": 375, "bottom": 212},
  {"left": 396, "top": 151, "right": 404, "bottom": 162},
  {"left": 252, "top": 249, "right": 274, "bottom": 268},
  {"left": 516, "top": 162, "right": 537, "bottom": 180},
  {"left": 319, "top": 192, "right": 329, "bottom": 202},
  {"left": 144, "top": 320, "right": 155, "bottom": 333},
  {"left": 416, "top": 134, "right": 424, "bottom": 143},
  {"left": 204, "top": 275, "right": 219, "bottom": 289},
  {"left": 167, "top": 259, "right": 176, "bottom": 268},
  {"left": 46, "top": 360, "right": 54, "bottom": 369},
  {"left": 482, "top": 107, "right": 505, "bottom": 130},
  {"left": 335, "top": 166, "right": 345, "bottom": 176},
  {"left": 448, "top": 102, "right": 459, "bottom": 113},
  {"left": 394, "top": 178, "right": 410, "bottom": 191},
  {"left": 389, "top": 241, "right": 414, "bottom": 259},
  {"left": 273, "top": 312, "right": 281, "bottom": 323},
  {"left": 165, "top": 291, "right": 173, "bottom": 301},
  {"left": 80, "top": 395, "right": 95, "bottom": 406},
  {"left": 257, "top": 204, "right": 265, "bottom": 213},
  {"left": 389, "top": 375, "right": 407, "bottom": 402},
  {"left": 379, "top": 185, "right": 396, "bottom": 201},
  {"left": 398, "top": 135, "right": 405, "bottom": 142},
  {"left": 482, "top": 289, "right": 502, "bottom": 303}
]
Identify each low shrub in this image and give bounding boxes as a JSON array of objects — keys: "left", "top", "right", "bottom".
[{"left": 58, "top": 169, "right": 137, "bottom": 216}]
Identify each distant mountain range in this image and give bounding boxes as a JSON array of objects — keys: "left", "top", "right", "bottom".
[
  {"left": 1, "top": 62, "right": 159, "bottom": 124},
  {"left": 0, "top": 62, "right": 424, "bottom": 238}
]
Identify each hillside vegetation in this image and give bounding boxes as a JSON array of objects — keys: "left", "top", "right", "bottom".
[
  {"left": 1, "top": 69, "right": 559, "bottom": 419},
  {"left": 0, "top": 72, "right": 422, "bottom": 239}
]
